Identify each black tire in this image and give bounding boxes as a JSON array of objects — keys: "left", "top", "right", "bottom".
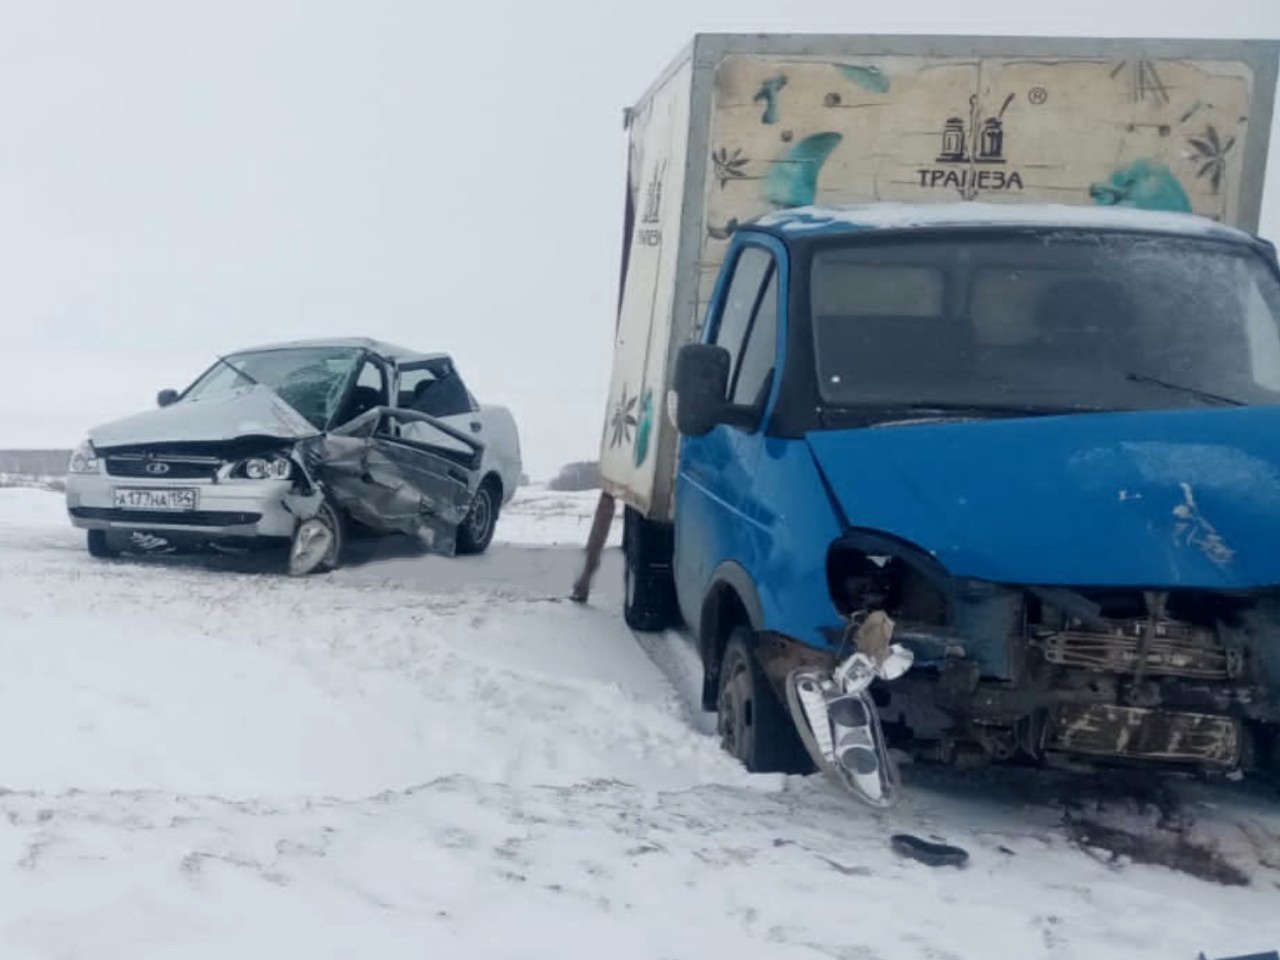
[
  {"left": 86, "top": 529, "right": 120, "bottom": 559},
  {"left": 622, "top": 506, "right": 677, "bottom": 632},
  {"left": 288, "top": 499, "right": 344, "bottom": 575},
  {"left": 456, "top": 478, "right": 500, "bottom": 555},
  {"left": 717, "top": 628, "right": 813, "bottom": 775}
]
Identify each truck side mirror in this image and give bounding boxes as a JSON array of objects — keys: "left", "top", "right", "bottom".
[
  {"left": 157, "top": 389, "right": 179, "bottom": 408},
  {"left": 673, "top": 344, "right": 730, "bottom": 436}
]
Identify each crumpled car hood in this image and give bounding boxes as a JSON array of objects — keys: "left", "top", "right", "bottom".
[
  {"left": 89, "top": 386, "right": 318, "bottom": 449},
  {"left": 804, "top": 406, "right": 1280, "bottom": 589}
]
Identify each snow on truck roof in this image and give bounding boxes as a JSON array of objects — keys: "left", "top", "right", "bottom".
[
  {"left": 226, "top": 337, "right": 448, "bottom": 365},
  {"left": 752, "top": 202, "right": 1255, "bottom": 241}
]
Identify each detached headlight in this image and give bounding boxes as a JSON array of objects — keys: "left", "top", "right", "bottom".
[
  {"left": 68, "top": 440, "right": 100, "bottom": 474},
  {"left": 236, "top": 456, "right": 294, "bottom": 481}
]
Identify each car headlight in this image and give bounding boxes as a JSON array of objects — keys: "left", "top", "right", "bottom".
[
  {"left": 68, "top": 440, "right": 101, "bottom": 474},
  {"left": 236, "top": 456, "right": 293, "bottom": 481}
]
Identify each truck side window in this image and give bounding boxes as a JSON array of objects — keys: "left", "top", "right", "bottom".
[
  {"left": 713, "top": 247, "right": 774, "bottom": 381},
  {"left": 732, "top": 268, "right": 778, "bottom": 408}
]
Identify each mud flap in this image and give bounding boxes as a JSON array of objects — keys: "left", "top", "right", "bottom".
[{"left": 784, "top": 611, "right": 914, "bottom": 808}]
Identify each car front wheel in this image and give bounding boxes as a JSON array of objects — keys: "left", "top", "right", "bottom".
[
  {"left": 288, "top": 499, "right": 344, "bottom": 575},
  {"left": 86, "top": 529, "right": 120, "bottom": 559}
]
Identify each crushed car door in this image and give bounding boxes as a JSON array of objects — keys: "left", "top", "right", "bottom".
[{"left": 303, "top": 402, "right": 482, "bottom": 557}]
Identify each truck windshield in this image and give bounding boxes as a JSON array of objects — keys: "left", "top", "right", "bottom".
[
  {"left": 808, "top": 232, "right": 1280, "bottom": 415},
  {"left": 183, "top": 346, "right": 365, "bottom": 428}
]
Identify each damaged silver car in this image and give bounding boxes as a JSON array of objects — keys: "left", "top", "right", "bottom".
[{"left": 64, "top": 338, "right": 523, "bottom": 574}]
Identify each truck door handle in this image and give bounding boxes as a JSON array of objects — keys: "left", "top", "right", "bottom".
[{"left": 469, "top": 421, "right": 482, "bottom": 433}]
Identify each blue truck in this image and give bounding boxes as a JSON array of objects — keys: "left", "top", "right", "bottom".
[{"left": 574, "top": 34, "right": 1280, "bottom": 803}]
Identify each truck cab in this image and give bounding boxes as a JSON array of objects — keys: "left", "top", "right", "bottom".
[{"left": 660, "top": 202, "right": 1280, "bottom": 790}]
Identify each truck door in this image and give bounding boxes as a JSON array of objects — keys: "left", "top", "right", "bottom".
[{"left": 673, "top": 239, "right": 783, "bottom": 621}]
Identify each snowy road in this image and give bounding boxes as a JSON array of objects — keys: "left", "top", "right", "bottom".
[{"left": 1, "top": 486, "right": 1279, "bottom": 959}]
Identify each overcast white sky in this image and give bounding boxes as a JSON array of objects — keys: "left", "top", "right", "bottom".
[{"left": 1, "top": 0, "right": 1278, "bottom": 478}]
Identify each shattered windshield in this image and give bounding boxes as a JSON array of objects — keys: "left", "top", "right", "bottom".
[
  {"left": 808, "top": 232, "right": 1280, "bottom": 415},
  {"left": 182, "top": 346, "right": 364, "bottom": 429}
]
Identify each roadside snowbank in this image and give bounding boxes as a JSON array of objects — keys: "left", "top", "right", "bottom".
[{"left": 1, "top": 487, "right": 1278, "bottom": 960}]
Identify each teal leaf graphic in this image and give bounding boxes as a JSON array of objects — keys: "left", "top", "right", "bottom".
[
  {"left": 763, "top": 132, "right": 843, "bottom": 208},
  {"left": 633, "top": 388, "right": 654, "bottom": 468},
  {"left": 1089, "top": 159, "right": 1191, "bottom": 213},
  {"left": 753, "top": 75, "right": 788, "bottom": 124},
  {"left": 835, "top": 64, "right": 890, "bottom": 94}
]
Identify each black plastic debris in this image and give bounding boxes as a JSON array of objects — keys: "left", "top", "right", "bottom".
[
  {"left": 890, "top": 833, "right": 969, "bottom": 868},
  {"left": 1197, "top": 952, "right": 1279, "bottom": 960}
]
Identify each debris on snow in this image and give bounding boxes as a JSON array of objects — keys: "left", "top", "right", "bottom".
[{"left": 889, "top": 833, "right": 970, "bottom": 868}]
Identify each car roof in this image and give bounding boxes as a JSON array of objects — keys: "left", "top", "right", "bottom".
[
  {"left": 224, "top": 337, "right": 448, "bottom": 365},
  {"left": 749, "top": 202, "right": 1255, "bottom": 242}
]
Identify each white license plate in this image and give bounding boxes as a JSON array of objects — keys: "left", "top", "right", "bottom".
[{"left": 112, "top": 487, "right": 198, "bottom": 511}]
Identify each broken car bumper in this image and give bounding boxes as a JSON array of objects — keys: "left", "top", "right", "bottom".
[{"left": 65, "top": 474, "right": 300, "bottom": 539}]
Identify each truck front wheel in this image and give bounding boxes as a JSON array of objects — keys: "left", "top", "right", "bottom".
[
  {"left": 717, "top": 628, "right": 812, "bottom": 775},
  {"left": 622, "top": 507, "right": 677, "bottom": 631}
]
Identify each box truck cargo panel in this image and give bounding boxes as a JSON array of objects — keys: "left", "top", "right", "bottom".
[{"left": 598, "top": 33, "right": 1279, "bottom": 520}]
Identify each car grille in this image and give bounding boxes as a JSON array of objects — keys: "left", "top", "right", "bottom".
[
  {"left": 104, "top": 454, "right": 222, "bottom": 480},
  {"left": 70, "top": 507, "right": 261, "bottom": 527}
]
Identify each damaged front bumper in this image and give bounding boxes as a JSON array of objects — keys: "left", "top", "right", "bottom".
[
  {"left": 775, "top": 598, "right": 1279, "bottom": 805},
  {"left": 66, "top": 473, "right": 306, "bottom": 540}
]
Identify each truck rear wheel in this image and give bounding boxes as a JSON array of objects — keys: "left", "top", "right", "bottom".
[
  {"left": 622, "top": 506, "right": 677, "bottom": 631},
  {"left": 717, "top": 629, "right": 812, "bottom": 774}
]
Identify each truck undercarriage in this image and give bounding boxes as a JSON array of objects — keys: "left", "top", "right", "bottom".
[{"left": 764, "top": 539, "right": 1280, "bottom": 804}]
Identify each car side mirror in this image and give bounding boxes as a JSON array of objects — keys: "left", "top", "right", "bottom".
[
  {"left": 157, "top": 389, "right": 179, "bottom": 408},
  {"left": 673, "top": 344, "right": 730, "bottom": 436}
]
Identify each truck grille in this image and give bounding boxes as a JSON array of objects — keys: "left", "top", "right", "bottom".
[
  {"left": 1038, "top": 618, "right": 1238, "bottom": 680},
  {"left": 104, "top": 454, "right": 222, "bottom": 480}
]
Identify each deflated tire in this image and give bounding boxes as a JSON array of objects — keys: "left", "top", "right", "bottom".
[{"left": 288, "top": 501, "right": 342, "bottom": 575}]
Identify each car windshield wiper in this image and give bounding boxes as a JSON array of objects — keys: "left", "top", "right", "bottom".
[{"left": 1124, "top": 372, "right": 1244, "bottom": 407}]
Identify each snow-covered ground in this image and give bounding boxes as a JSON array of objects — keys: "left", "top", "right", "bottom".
[{"left": 1, "top": 485, "right": 1278, "bottom": 959}]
